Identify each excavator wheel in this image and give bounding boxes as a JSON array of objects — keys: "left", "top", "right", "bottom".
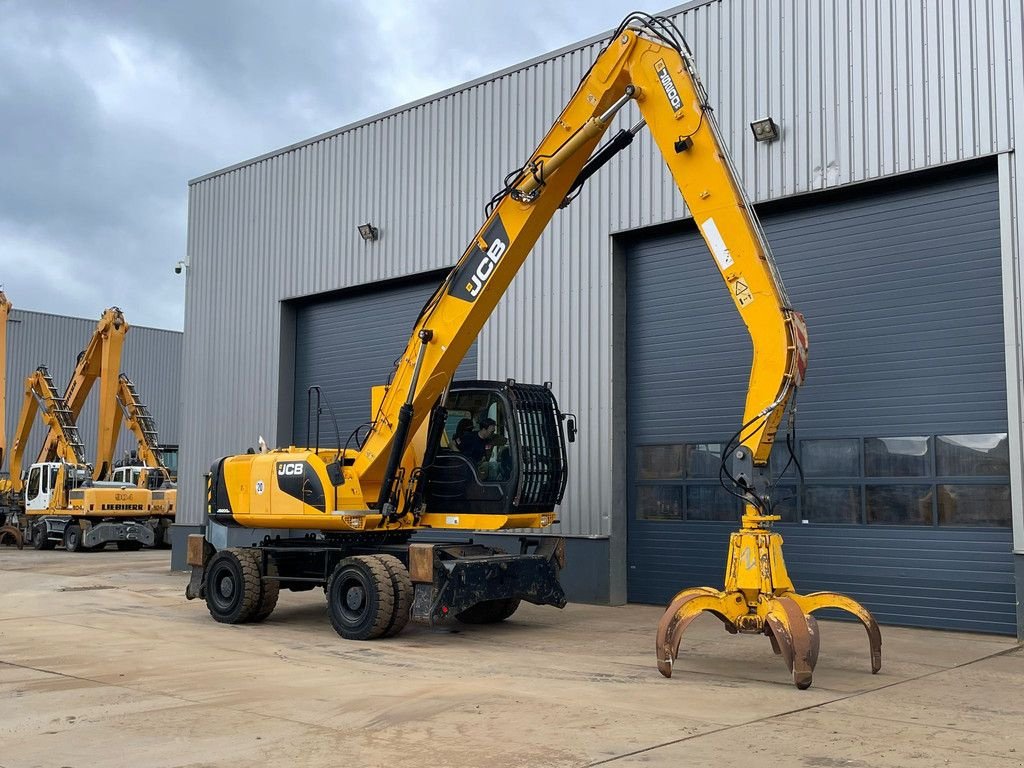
[
  {"left": 374, "top": 554, "right": 413, "bottom": 638},
  {"left": 204, "top": 547, "right": 261, "bottom": 624},
  {"left": 456, "top": 597, "right": 522, "bottom": 625},
  {"left": 64, "top": 524, "right": 86, "bottom": 553},
  {"left": 0, "top": 525, "right": 23, "bottom": 549},
  {"left": 249, "top": 555, "right": 280, "bottom": 623},
  {"left": 326, "top": 555, "right": 395, "bottom": 641},
  {"left": 31, "top": 524, "right": 56, "bottom": 550}
]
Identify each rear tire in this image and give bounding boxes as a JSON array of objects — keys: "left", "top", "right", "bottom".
[
  {"left": 250, "top": 555, "right": 280, "bottom": 623},
  {"left": 375, "top": 555, "right": 413, "bottom": 638},
  {"left": 326, "top": 556, "right": 394, "bottom": 640},
  {"left": 456, "top": 597, "right": 521, "bottom": 624},
  {"left": 204, "top": 548, "right": 260, "bottom": 624}
]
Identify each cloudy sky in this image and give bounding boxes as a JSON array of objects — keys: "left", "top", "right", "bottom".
[{"left": 0, "top": 0, "right": 660, "bottom": 330}]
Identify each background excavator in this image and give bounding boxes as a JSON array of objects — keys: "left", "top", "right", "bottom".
[
  {"left": 0, "top": 302, "right": 176, "bottom": 550},
  {"left": 183, "top": 12, "right": 878, "bottom": 688}
]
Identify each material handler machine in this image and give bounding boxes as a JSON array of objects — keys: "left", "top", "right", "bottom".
[
  {"left": 0, "top": 304, "right": 176, "bottom": 550},
  {"left": 185, "top": 13, "right": 880, "bottom": 688}
]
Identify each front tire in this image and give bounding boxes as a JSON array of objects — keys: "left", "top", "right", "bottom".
[
  {"left": 204, "top": 548, "right": 260, "bottom": 624},
  {"left": 31, "top": 524, "right": 56, "bottom": 550},
  {"left": 326, "top": 556, "right": 394, "bottom": 640}
]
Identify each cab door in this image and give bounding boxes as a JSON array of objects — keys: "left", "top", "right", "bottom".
[{"left": 24, "top": 464, "right": 53, "bottom": 511}]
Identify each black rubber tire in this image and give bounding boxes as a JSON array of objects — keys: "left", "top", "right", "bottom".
[
  {"left": 204, "top": 548, "right": 261, "bottom": 624},
  {"left": 375, "top": 554, "right": 413, "bottom": 638},
  {"left": 116, "top": 541, "right": 143, "bottom": 552},
  {"left": 31, "top": 525, "right": 56, "bottom": 550},
  {"left": 456, "top": 597, "right": 522, "bottom": 624},
  {"left": 326, "top": 555, "right": 394, "bottom": 640},
  {"left": 249, "top": 554, "right": 280, "bottom": 623},
  {"left": 64, "top": 524, "right": 84, "bottom": 553}
]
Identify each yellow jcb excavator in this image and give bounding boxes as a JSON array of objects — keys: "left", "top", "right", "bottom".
[{"left": 184, "top": 12, "right": 880, "bottom": 688}]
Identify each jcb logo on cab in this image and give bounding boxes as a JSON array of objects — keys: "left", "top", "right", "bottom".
[{"left": 277, "top": 462, "right": 304, "bottom": 476}]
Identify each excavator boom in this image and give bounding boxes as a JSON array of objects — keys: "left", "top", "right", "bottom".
[
  {"left": 37, "top": 307, "right": 128, "bottom": 480},
  {"left": 354, "top": 24, "right": 807, "bottom": 510}
]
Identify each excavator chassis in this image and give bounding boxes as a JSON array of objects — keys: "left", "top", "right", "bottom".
[
  {"left": 656, "top": 523, "right": 882, "bottom": 689},
  {"left": 185, "top": 527, "right": 566, "bottom": 637}
]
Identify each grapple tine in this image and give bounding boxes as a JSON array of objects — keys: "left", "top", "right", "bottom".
[
  {"left": 655, "top": 592, "right": 732, "bottom": 678},
  {"left": 793, "top": 591, "right": 882, "bottom": 674},
  {"left": 766, "top": 596, "right": 817, "bottom": 689}
]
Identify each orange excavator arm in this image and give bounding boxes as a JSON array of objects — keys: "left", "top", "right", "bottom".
[{"left": 36, "top": 307, "right": 128, "bottom": 480}]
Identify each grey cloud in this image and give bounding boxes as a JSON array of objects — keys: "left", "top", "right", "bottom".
[{"left": 0, "top": 0, "right": 650, "bottom": 330}]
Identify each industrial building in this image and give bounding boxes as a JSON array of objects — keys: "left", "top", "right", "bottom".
[
  {"left": 176, "top": 0, "right": 1024, "bottom": 637},
  {"left": 3, "top": 308, "right": 182, "bottom": 477}
]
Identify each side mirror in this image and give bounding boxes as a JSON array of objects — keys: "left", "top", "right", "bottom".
[{"left": 563, "top": 415, "right": 577, "bottom": 444}]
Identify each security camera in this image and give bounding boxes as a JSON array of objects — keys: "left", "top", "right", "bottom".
[{"left": 174, "top": 260, "right": 186, "bottom": 274}]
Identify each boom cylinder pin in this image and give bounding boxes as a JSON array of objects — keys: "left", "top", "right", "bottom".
[{"left": 515, "top": 86, "right": 637, "bottom": 201}]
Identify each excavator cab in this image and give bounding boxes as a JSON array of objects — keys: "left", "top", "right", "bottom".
[{"left": 422, "top": 380, "right": 570, "bottom": 516}]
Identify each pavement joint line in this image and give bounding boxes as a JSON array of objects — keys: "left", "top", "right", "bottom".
[{"left": 583, "top": 641, "right": 1022, "bottom": 767}]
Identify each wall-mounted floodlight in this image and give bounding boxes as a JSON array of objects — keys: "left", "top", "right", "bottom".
[
  {"left": 357, "top": 223, "right": 379, "bottom": 242},
  {"left": 750, "top": 117, "right": 780, "bottom": 143}
]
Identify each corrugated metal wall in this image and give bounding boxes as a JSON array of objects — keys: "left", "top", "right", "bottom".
[
  {"left": 181, "top": 0, "right": 1023, "bottom": 532},
  {"left": 2, "top": 310, "right": 182, "bottom": 478}
]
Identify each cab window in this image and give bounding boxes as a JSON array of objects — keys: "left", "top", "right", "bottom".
[{"left": 26, "top": 467, "right": 41, "bottom": 499}]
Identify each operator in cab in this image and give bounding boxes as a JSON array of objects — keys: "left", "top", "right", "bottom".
[{"left": 457, "top": 417, "right": 497, "bottom": 466}]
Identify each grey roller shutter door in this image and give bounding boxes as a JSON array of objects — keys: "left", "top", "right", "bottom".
[
  {"left": 625, "top": 164, "right": 1015, "bottom": 634},
  {"left": 293, "top": 275, "right": 477, "bottom": 446}
]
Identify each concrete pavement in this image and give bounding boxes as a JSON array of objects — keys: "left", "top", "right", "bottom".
[{"left": 0, "top": 549, "right": 1021, "bottom": 767}]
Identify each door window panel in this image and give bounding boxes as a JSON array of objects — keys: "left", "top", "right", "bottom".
[
  {"left": 636, "top": 485, "right": 684, "bottom": 521},
  {"left": 801, "top": 439, "right": 859, "bottom": 477},
  {"left": 866, "top": 485, "right": 934, "bottom": 524},
  {"left": 801, "top": 485, "right": 861, "bottom": 523},
  {"left": 636, "top": 445, "right": 686, "bottom": 480},
  {"left": 864, "top": 437, "right": 931, "bottom": 477},
  {"left": 936, "top": 434, "right": 1009, "bottom": 476},
  {"left": 938, "top": 484, "right": 1011, "bottom": 526}
]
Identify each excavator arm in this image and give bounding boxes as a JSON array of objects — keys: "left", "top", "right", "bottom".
[
  {"left": 36, "top": 307, "right": 128, "bottom": 480},
  {"left": 354, "top": 21, "right": 807, "bottom": 519},
  {"left": 4, "top": 367, "right": 87, "bottom": 494},
  {"left": 109, "top": 373, "right": 171, "bottom": 482}
]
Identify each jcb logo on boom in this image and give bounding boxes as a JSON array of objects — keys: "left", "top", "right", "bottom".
[
  {"left": 448, "top": 217, "right": 511, "bottom": 303},
  {"left": 466, "top": 237, "right": 506, "bottom": 298},
  {"left": 277, "top": 462, "right": 305, "bottom": 476}
]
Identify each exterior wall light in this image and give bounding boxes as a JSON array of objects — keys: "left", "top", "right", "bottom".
[
  {"left": 358, "top": 223, "right": 379, "bottom": 241},
  {"left": 750, "top": 117, "right": 780, "bottom": 143}
]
